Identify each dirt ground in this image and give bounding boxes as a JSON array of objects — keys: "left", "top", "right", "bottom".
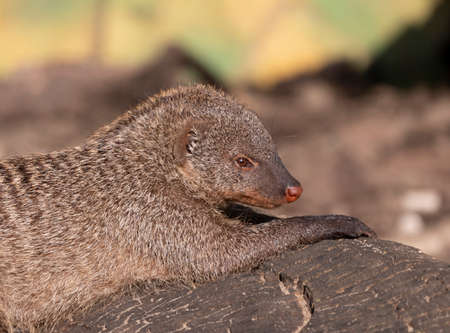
[{"left": 0, "top": 53, "right": 449, "bottom": 262}]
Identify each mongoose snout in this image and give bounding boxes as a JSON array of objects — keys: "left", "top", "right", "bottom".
[
  {"left": 0, "top": 84, "right": 375, "bottom": 332},
  {"left": 285, "top": 184, "right": 303, "bottom": 203}
]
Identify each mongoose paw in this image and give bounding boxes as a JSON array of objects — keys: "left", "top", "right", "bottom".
[
  {"left": 285, "top": 215, "right": 377, "bottom": 242},
  {"left": 324, "top": 215, "right": 377, "bottom": 239}
]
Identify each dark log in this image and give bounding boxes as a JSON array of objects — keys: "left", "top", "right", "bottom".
[{"left": 58, "top": 239, "right": 450, "bottom": 333}]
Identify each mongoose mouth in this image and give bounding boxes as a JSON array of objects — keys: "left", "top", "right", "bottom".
[{"left": 224, "top": 190, "right": 298, "bottom": 209}]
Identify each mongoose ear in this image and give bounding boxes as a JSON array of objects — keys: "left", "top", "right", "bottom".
[
  {"left": 174, "top": 120, "right": 209, "bottom": 166},
  {"left": 185, "top": 129, "right": 198, "bottom": 155}
]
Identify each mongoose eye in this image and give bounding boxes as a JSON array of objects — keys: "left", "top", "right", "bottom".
[{"left": 234, "top": 156, "right": 254, "bottom": 170}]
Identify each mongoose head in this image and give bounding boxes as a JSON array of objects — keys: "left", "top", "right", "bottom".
[{"left": 171, "top": 86, "right": 302, "bottom": 209}]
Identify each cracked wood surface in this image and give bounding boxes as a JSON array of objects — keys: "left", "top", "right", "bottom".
[{"left": 59, "top": 239, "right": 450, "bottom": 333}]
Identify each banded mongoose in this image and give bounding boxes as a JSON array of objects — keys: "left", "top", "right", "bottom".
[{"left": 0, "top": 85, "right": 375, "bottom": 331}]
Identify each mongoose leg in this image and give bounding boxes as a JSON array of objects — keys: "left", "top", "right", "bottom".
[
  {"left": 223, "top": 204, "right": 376, "bottom": 243},
  {"left": 156, "top": 208, "right": 376, "bottom": 279}
]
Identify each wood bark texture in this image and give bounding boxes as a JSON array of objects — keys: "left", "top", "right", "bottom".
[{"left": 58, "top": 239, "right": 450, "bottom": 333}]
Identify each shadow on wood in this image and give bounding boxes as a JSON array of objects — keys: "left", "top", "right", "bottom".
[{"left": 58, "top": 238, "right": 449, "bottom": 332}]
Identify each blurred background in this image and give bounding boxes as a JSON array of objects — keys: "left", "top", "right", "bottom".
[{"left": 0, "top": 0, "right": 449, "bottom": 261}]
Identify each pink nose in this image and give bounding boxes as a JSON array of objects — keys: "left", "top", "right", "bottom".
[{"left": 285, "top": 185, "right": 303, "bottom": 203}]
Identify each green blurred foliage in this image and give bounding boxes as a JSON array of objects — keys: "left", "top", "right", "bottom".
[{"left": 0, "top": 0, "right": 438, "bottom": 86}]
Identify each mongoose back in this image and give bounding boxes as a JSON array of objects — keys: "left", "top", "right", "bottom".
[{"left": 0, "top": 85, "right": 375, "bottom": 332}]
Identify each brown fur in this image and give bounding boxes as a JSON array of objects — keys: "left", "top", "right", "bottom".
[{"left": 0, "top": 85, "right": 375, "bottom": 332}]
